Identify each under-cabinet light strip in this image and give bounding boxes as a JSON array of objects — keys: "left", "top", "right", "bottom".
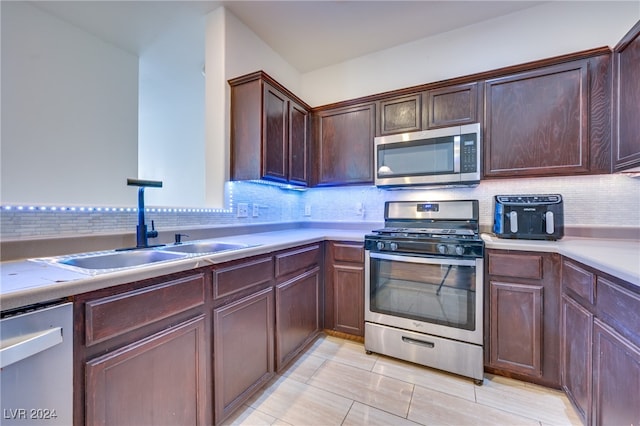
[
  {"left": 1, "top": 205, "right": 233, "bottom": 213},
  {"left": 1, "top": 183, "right": 238, "bottom": 213}
]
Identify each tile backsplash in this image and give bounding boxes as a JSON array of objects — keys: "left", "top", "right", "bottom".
[{"left": 2, "top": 175, "right": 639, "bottom": 241}]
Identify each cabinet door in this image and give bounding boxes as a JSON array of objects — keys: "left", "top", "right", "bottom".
[
  {"left": 315, "top": 103, "right": 375, "bottom": 185},
  {"left": 593, "top": 319, "right": 640, "bottom": 426},
  {"left": 489, "top": 280, "right": 544, "bottom": 377},
  {"left": 425, "top": 82, "right": 479, "bottom": 129},
  {"left": 289, "top": 100, "right": 309, "bottom": 185},
  {"left": 263, "top": 82, "right": 289, "bottom": 182},
  {"left": 213, "top": 288, "right": 274, "bottom": 424},
  {"left": 484, "top": 60, "right": 590, "bottom": 177},
  {"left": 485, "top": 250, "right": 561, "bottom": 387},
  {"left": 86, "top": 316, "right": 209, "bottom": 426},
  {"left": 378, "top": 94, "right": 422, "bottom": 135},
  {"left": 561, "top": 295, "right": 593, "bottom": 425},
  {"left": 275, "top": 267, "right": 321, "bottom": 370},
  {"left": 613, "top": 21, "right": 640, "bottom": 171},
  {"left": 333, "top": 263, "right": 365, "bottom": 336}
]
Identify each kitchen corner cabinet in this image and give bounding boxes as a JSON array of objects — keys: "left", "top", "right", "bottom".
[
  {"left": 314, "top": 103, "right": 375, "bottom": 185},
  {"left": 613, "top": 20, "right": 640, "bottom": 171},
  {"left": 74, "top": 272, "right": 211, "bottom": 426},
  {"left": 484, "top": 53, "right": 611, "bottom": 178},
  {"left": 229, "top": 71, "right": 310, "bottom": 185},
  {"left": 274, "top": 244, "right": 322, "bottom": 370},
  {"left": 485, "top": 249, "right": 561, "bottom": 388},
  {"left": 561, "top": 258, "right": 640, "bottom": 426},
  {"left": 324, "top": 241, "right": 365, "bottom": 337}
]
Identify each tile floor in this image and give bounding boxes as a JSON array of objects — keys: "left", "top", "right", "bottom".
[{"left": 223, "top": 334, "right": 582, "bottom": 426}]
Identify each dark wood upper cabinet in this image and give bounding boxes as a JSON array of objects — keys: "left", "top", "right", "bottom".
[
  {"left": 483, "top": 54, "right": 611, "bottom": 178},
  {"left": 229, "top": 71, "right": 310, "bottom": 185},
  {"left": 314, "top": 103, "right": 375, "bottom": 186},
  {"left": 377, "top": 93, "right": 422, "bottom": 135},
  {"left": 424, "top": 82, "right": 480, "bottom": 129},
  {"left": 613, "top": 20, "right": 640, "bottom": 171}
]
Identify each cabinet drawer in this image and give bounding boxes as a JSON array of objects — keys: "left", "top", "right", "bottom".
[
  {"left": 331, "top": 242, "right": 364, "bottom": 263},
  {"left": 562, "top": 260, "right": 595, "bottom": 304},
  {"left": 488, "top": 252, "right": 543, "bottom": 280},
  {"left": 85, "top": 274, "right": 206, "bottom": 346},
  {"left": 275, "top": 245, "right": 321, "bottom": 278},
  {"left": 597, "top": 277, "right": 640, "bottom": 347},
  {"left": 213, "top": 257, "right": 273, "bottom": 300}
]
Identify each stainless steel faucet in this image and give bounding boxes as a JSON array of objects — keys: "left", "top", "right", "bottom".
[{"left": 127, "top": 178, "right": 163, "bottom": 248}]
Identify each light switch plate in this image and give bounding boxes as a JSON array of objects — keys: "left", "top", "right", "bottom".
[{"left": 252, "top": 204, "right": 259, "bottom": 217}]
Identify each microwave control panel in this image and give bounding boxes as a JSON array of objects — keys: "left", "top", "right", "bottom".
[{"left": 460, "top": 137, "right": 478, "bottom": 173}]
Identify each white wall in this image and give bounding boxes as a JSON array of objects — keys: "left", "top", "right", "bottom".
[
  {"left": 300, "top": 1, "right": 640, "bottom": 106},
  {"left": 138, "top": 13, "right": 206, "bottom": 207},
  {"left": 201, "top": 6, "right": 304, "bottom": 208},
  {"left": 222, "top": 9, "right": 302, "bottom": 96},
  {"left": 0, "top": 1, "right": 139, "bottom": 206}
]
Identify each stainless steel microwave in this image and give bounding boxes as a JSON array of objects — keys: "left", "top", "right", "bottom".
[{"left": 374, "top": 123, "right": 481, "bottom": 188}]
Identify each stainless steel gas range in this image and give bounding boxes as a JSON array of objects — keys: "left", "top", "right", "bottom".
[{"left": 364, "top": 200, "right": 484, "bottom": 384}]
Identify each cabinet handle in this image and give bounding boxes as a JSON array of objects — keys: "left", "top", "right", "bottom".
[
  {"left": 0, "top": 327, "right": 63, "bottom": 368},
  {"left": 401, "top": 336, "right": 435, "bottom": 348}
]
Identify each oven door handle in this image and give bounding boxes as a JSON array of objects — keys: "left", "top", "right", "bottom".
[{"left": 368, "top": 251, "right": 476, "bottom": 267}]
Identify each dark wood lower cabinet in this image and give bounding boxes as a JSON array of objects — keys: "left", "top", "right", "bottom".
[
  {"left": 561, "top": 258, "right": 640, "bottom": 426},
  {"left": 85, "top": 316, "right": 208, "bottom": 426},
  {"left": 485, "top": 250, "right": 561, "bottom": 388},
  {"left": 489, "top": 281, "right": 543, "bottom": 377},
  {"left": 213, "top": 287, "right": 274, "bottom": 424},
  {"left": 561, "top": 295, "right": 593, "bottom": 425},
  {"left": 324, "top": 242, "right": 365, "bottom": 337},
  {"left": 593, "top": 319, "right": 640, "bottom": 426},
  {"left": 275, "top": 267, "right": 321, "bottom": 370},
  {"left": 332, "top": 263, "right": 364, "bottom": 336}
]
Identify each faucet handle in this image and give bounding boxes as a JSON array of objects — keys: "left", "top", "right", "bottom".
[
  {"left": 147, "top": 220, "right": 159, "bottom": 239},
  {"left": 175, "top": 233, "right": 189, "bottom": 244}
]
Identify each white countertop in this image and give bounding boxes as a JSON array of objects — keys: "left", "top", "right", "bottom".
[
  {"left": 0, "top": 228, "right": 366, "bottom": 311},
  {"left": 482, "top": 234, "right": 640, "bottom": 287},
  {"left": 2, "top": 227, "right": 638, "bottom": 311}
]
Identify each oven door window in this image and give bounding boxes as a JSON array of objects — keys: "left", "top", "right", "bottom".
[{"left": 369, "top": 255, "right": 476, "bottom": 331}]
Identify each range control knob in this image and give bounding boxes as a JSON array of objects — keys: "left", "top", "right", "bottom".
[
  {"left": 455, "top": 245, "right": 465, "bottom": 256},
  {"left": 437, "top": 244, "right": 448, "bottom": 255},
  {"left": 376, "top": 241, "right": 385, "bottom": 251},
  {"left": 389, "top": 242, "right": 399, "bottom": 251}
]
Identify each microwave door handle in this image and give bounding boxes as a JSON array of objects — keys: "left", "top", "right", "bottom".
[{"left": 453, "top": 137, "right": 461, "bottom": 173}]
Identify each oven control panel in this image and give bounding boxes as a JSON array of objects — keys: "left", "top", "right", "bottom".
[{"left": 365, "top": 237, "right": 483, "bottom": 259}]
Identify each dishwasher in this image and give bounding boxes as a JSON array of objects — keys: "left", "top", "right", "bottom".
[{"left": 1, "top": 301, "right": 73, "bottom": 425}]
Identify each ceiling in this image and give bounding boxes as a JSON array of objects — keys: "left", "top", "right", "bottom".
[{"left": 29, "top": 0, "right": 546, "bottom": 73}]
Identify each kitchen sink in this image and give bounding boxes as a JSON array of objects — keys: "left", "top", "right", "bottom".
[
  {"left": 159, "top": 241, "right": 251, "bottom": 255},
  {"left": 56, "top": 250, "right": 187, "bottom": 272},
  {"left": 36, "top": 240, "right": 256, "bottom": 275}
]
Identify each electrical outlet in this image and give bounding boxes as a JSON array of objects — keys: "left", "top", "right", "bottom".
[
  {"left": 252, "top": 204, "right": 259, "bottom": 217},
  {"left": 304, "top": 204, "right": 311, "bottom": 216},
  {"left": 237, "top": 203, "right": 249, "bottom": 218}
]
